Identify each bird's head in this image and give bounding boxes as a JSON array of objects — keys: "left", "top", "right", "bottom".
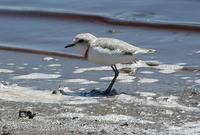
[{"left": 65, "top": 33, "right": 97, "bottom": 49}]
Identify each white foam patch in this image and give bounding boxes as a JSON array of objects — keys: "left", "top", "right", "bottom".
[
  {"left": 138, "top": 78, "right": 159, "bottom": 83},
  {"left": 136, "top": 92, "right": 156, "bottom": 97},
  {"left": 73, "top": 64, "right": 137, "bottom": 74},
  {"left": 195, "top": 79, "right": 200, "bottom": 84},
  {"left": 64, "top": 79, "right": 98, "bottom": 84},
  {"left": 176, "top": 63, "right": 187, "bottom": 66},
  {"left": 118, "top": 79, "right": 134, "bottom": 83},
  {"left": 7, "top": 63, "right": 15, "bottom": 66},
  {"left": 13, "top": 73, "right": 61, "bottom": 79},
  {"left": 155, "top": 64, "right": 182, "bottom": 73},
  {"left": 196, "top": 50, "right": 200, "bottom": 54},
  {"left": 0, "top": 69, "right": 14, "bottom": 73},
  {"left": 73, "top": 66, "right": 110, "bottom": 73},
  {"left": 140, "top": 71, "right": 154, "bottom": 74},
  {"left": 48, "top": 64, "right": 61, "bottom": 67},
  {"left": 32, "top": 67, "right": 39, "bottom": 70},
  {"left": 180, "top": 77, "right": 191, "bottom": 80},
  {"left": 115, "top": 94, "right": 199, "bottom": 112},
  {"left": 43, "top": 57, "right": 54, "bottom": 61},
  {"left": 0, "top": 85, "right": 98, "bottom": 104},
  {"left": 159, "top": 69, "right": 176, "bottom": 74},
  {"left": 78, "top": 88, "right": 86, "bottom": 91}
]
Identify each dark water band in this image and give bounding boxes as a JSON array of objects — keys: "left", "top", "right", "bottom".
[
  {"left": 0, "top": 8, "right": 200, "bottom": 32},
  {"left": 0, "top": 46, "right": 85, "bottom": 60},
  {"left": 0, "top": 46, "right": 199, "bottom": 72}
]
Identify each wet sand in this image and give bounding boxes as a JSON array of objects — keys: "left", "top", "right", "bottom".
[{"left": 0, "top": 51, "right": 200, "bottom": 134}]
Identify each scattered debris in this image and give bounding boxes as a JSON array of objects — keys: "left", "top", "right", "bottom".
[
  {"left": 120, "top": 122, "right": 129, "bottom": 127},
  {"left": 72, "top": 116, "right": 78, "bottom": 120},
  {"left": 19, "top": 108, "right": 36, "bottom": 119},
  {"left": 2, "top": 125, "right": 12, "bottom": 135}
]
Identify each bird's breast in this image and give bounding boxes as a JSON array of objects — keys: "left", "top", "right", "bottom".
[{"left": 88, "top": 47, "right": 135, "bottom": 65}]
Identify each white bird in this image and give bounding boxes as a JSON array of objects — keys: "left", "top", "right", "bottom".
[{"left": 65, "top": 33, "right": 155, "bottom": 95}]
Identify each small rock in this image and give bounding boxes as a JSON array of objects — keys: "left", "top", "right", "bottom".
[
  {"left": 19, "top": 108, "right": 36, "bottom": 119},
  {"left": 52, "top": 89, "right": 65, "bottom": 95},
  {"left": 146, "top": 61, "right": 160, "bottom": 66},
  {"left": 100, "top": 129, "right": 107, "bottom": 134},
  {"left": 120, "top": 122, "right": 129, "bottom": 126},
  {"left": 190, "top": 91, "right": 199, "bottom": 96},
  {"left": 121, "top": 67, "right": 132, "bottom": 73},
  {"left": 72, "top": 116, "right": 78, "bottom": 120},
  {"left": 2, "top": 125, "right": 12, "bottom": 135}
]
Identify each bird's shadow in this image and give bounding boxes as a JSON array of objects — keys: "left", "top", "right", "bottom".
[{"left": 52, "top": 89, "right": 124, "bottom": 97}]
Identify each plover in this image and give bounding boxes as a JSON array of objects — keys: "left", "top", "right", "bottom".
[{"left": 65, "top": 33, "right": 155, "bottom": 95}]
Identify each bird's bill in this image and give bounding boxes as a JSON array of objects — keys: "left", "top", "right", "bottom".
[{"left": 65, "top": 43, "right": 75, "bottom": 48}]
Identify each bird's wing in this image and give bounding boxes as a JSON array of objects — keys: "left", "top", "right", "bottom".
[
  {"left": 91, "top": 38, "right": 139, "bottom": 55},
  {"left": 92, "top": 38, "right": 156, "bottom": 55}
]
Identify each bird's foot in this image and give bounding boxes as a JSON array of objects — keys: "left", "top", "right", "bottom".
[{"left": 90, "top": 89, "right": 118, "bottom": 96}]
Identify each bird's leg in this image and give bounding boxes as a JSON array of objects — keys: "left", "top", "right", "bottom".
[{"left": 103, "top": 64, "right": 119, "bottom": 95}]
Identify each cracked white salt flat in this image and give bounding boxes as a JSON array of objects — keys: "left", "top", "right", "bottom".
[
  {"left": 138, "top": 78, "right": 159, "bottom": 83},
  {"left": 86, "top": 114, "right": 155, "bottom": 124},
  {"left": 168, "top": 121, "right": 200, "bottom": 135},
  {"left": 0, "top": 84, "right": 98, "bottom": 104},
  {"left": 115, "top": 94, "right": 199, "bottom": 112},
  {"left": 56, "top": 112, "right": 154, "bottom": 124},
  {"left": 13, "top": 73, "right": 61, "bottom": 79},
  {"left": 47, "top": 64, "right": 61, "bottom": 67},
  {"left": 43, "top": 57, "right": 54, "bottom": 61},
  {"left": 64, "top": 79, "right": 98, "bottom": 84},
  {"left": 0, "top": 69, "right": 14, "bottom": 73}
]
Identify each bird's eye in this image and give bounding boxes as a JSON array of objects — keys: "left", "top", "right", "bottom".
[{"left": 78, "top": 39, "right": 84, "bottom": 43}]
